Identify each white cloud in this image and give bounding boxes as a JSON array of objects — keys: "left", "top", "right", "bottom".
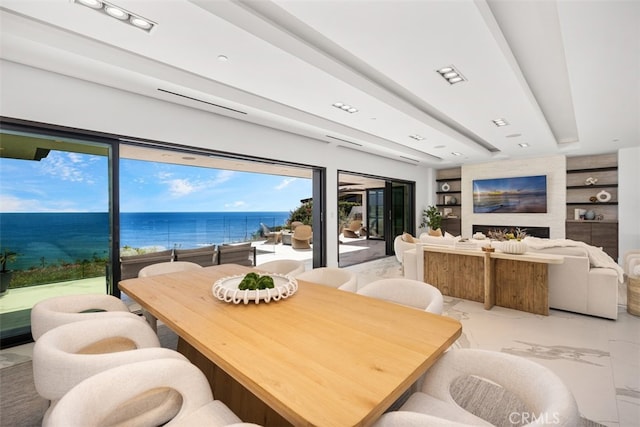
[
  {"left": 167, "top": 179, "right": 198, "bottom": 197},
  {"left": 275, "top": 177, "right": 297, "bottom": 190},
  {"left": 224, "top": 201, "right": 247, "bottom": 209},
  {"left": 212, "top": 170, "right": 234, "bottom": 185},
  {"left": 41, "top": 152, "right": 85, "bottom": 182}
]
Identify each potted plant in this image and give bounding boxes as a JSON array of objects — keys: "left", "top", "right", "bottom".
[
  {"left": 420, "top": 205, "right": 442, "bottom": 236},
  {"left": 0, "top": 248, "right": 18, "bottom": 297}
]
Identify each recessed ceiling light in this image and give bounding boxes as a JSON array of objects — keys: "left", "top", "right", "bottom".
[
  {"left": 105, "top": 5, "right": 128, "bottom": 19},
  {"left": 437, "top": 65, "right": 466, "bottom": 85},
  {"left": 217, "top": 55, "right": 228, "bottom": 62},
  {"left": 434, "top": 145, "right": 445, "bottom": 149},
  {"left": 332, "top": 102, "right": 358, "bottom": 114},
  {"left": 451, "top": 152, "right": 462, "bottom": 156},
  {"left": 506, "top": 133, "right": 522, "bottom": 138},
  {"left": 74, "top": 0, "right": 156, "bottom": 32},
  {"left": 518, "top": 143, "right": 529, "bottom": 148},
  {"left": 130, "top": 16, "right": 152, "bottom": 29},
  {"left": 78, "top": 0, "right": 103, "bottom": 9},
  {"left": 409, "top": 134, "right": 425, "bottom": 141},
  {"left": 492, "top": 118, "right": 509, "bottom": 127}
]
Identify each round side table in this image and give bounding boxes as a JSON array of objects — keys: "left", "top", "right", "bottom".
[{"left": 628, "top": 275, "right": 640, "bottom": 316}]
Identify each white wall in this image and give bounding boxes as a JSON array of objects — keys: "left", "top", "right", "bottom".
[
  {"left": 619, "top": 146, "right": 640, "bottom": 262},
  {"left": 0, "top": 60, "right": 431, "bottom": 266},
  {"left": 461, "top": 155, "right": 566, "bottom": 239}
]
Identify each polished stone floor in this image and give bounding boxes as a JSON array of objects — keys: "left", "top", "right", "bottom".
[{"left": 1, "top": 256, "right": 638, "bottom": 426}]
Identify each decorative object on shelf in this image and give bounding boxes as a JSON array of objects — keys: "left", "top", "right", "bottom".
[
  {"left": 596, "top": 214, "right": 604, "bottom": 220},
  {"left": 473, "top": 232, "right": 486, "bottom": 240},
  {"left": 585, "top": 177, "right": 598, "bottom": 185},
  {"left": 444, "top": 195, "right": 457, "bottom": 205},
  {"left": 574, "top": 208, "right": 587, "bottom": 220},
  {"left": 443, "top": 207, "right": 453, "bottom": 218},
  {"left": 584, "top": 210, "right": 596, "bottom": 220},
  {"left": 441, "top": 182, "right": 450, "bottom": 192},
  {"left": 487, "top": 227, "right": 527, "bottom": 242},
  {"left": 481, "top": 245, "right": 495, "bottom": 252},
  {"left": 589, "top": 196, "right": 598, "bottom": 203},
  {"left": 596, "top": 190, "right": 612, "bottom": 202}
]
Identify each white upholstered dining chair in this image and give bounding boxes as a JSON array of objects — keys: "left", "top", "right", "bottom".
[
  {"left": 257, "top": 259, "right": 305, "bottom": 277},
  {"left": 374, "top": 348, "right": 580, "bottom": 427},
  {"left": 30, "top": 293, "right": 143, "bottom": 341},
  {"left": 44, "top": 358, "right": 262, "bottom": 427},
  {"left": 296, "top": 267, "right": 358, "bottom": 292},
  {"left": 33, "top": 316, "right": 186, "bottom": 424},
  {"left": 138, "top": 261, "right": 203, "bottom": 331},
  {"left": 357, "top": 278, "right": 443, "bottom": 314}
]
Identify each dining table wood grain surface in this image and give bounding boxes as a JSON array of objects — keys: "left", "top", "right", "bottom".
[{"left": 119, "top": 264, "right": 462, "bottom": 427}]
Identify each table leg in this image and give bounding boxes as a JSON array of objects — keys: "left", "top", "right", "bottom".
[{"left": 483, "top": 252, "right": 495, "bottom": 310}]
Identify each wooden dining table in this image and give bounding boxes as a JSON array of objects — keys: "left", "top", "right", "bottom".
[{"left": 119, "top": 264, "right": 462, "bottom": 427}]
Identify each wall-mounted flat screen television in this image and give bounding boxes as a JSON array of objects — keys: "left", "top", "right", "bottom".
[{"left": 472, "top": 175, "right": 547, "bottom": 213}]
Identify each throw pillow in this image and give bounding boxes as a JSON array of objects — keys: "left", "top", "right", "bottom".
[{"left": 401, "top": 232, "right": 416, "bottom": 243}]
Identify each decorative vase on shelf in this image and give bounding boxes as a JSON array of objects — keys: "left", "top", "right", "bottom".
[
  {"left": 585, "top": 210, "right": 596, "bottom": 220},
  {"left": 501, "top": 240, "right": 527, "bottom": 255}
]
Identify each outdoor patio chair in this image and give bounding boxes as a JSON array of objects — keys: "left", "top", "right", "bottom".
[
  {"left": 217, "top": 242, "right": 256, "bottom": 266},
  {"left": 291, "top": 225, "right": 312, "bottom": 249},
  {"left": 260, "top": 223, "right": 282, "bottom": 244},
  {"left": 342, "top": 220, "right": 362, "bottom": 239},
  {"left": 174, "top": 245, "right": 217, "bottom": 267}
]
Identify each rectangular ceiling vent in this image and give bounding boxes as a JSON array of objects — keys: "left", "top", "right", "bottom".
[
  {"left": 325, "top": 135, "right": 363, "bottom": 147},
  {"left": 157, "top": 89, "right": 247, "bottom": 115}
]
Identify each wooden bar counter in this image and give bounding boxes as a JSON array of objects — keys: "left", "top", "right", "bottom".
[{"left": 120, "top": 264, "right": 462, "bottom": 427}]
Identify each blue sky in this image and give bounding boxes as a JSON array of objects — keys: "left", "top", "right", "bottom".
[{"left": 0, "top": 151, "right": 311, "bottom": 212}]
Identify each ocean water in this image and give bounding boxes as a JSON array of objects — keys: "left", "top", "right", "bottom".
[{"left": 0, "top": 212, "right": 289, "bottom": 270}]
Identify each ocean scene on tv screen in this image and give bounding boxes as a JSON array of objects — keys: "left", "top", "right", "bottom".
[{"left": 472, "top": 175, "right": 547, "bottom": 213}]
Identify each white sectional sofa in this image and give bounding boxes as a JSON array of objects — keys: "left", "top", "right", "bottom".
[
  {"left": 527, "top": 246, "right": 619, "bottom": 320},
  {"left": 401, "top": 238, "right": 621, "bottom": 320}
]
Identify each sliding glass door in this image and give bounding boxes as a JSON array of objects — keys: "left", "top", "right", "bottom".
[
  {"left": 338, "top": 171, "right": 414, "bottom": 267},
  {"left": 0, "top": 125, "right": 116, "bottom": 346}
]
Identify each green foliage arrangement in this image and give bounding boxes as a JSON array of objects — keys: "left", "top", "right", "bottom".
[{"left": 420, "top": 205, "right": 442, "bottom": 231}]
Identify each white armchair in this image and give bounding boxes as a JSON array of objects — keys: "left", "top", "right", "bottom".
[
  {"left": 30, "top": 294, "right": 142, "bottom": 341},
  {"left": 33, "top": 316, "right": 186, "bottom": 424},
  {"left": 257, "top": 259, "right": 305, "bottom": 277},
  {"left": 44, "top": 358, "right": 262, "bottom": 427},
  {"left": 357, "top": 278, "right": 443, "bottom": 314},
  {"left": 296, "top": 267, "right": 358, "bottom": 292},
  {"left": 376, "top": 349, "right": 580, "bottom": 427}
]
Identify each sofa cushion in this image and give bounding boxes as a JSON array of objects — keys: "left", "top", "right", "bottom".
[{"left": 418, "top": 234, "right": 457, "bottom": 246}]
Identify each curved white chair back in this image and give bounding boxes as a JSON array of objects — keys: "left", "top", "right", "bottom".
[
  {"left": 139, "top": 261, "right": 203, "bottom": 277},
  {"left": 44, "top": 358, "right": 260, "bottom": 427},
  {"left": 257, "top": 259, "right": 305, "bottom": 277},
  {"left": 33, "top": 316, "right": 183, "bottom": 403},
  {"left": 138, "top": 261, "right": 203, "bottom": 331},
  {"left": 296, "top": 267, "right": 357, "bottom": 292},
  {"left": 385, "top": 349, "right": 580, "bottom": 427},
  {"left": 357, "top": 278, "right": 443, "bottom": 314},
  {"left": 30, "top": 294, "right": 139, "bottom": 341}
]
